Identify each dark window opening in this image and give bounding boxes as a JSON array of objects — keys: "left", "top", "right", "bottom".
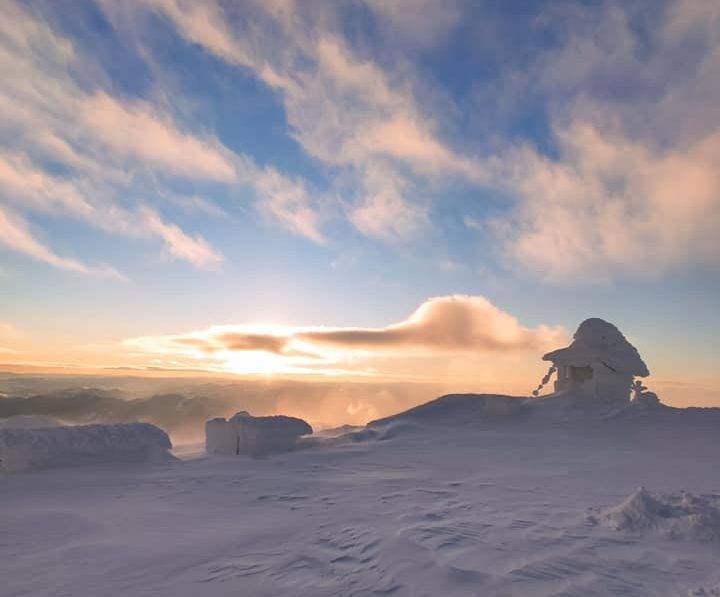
[{"left": 570, "top": 365, "right": 593, "bottom": 382}]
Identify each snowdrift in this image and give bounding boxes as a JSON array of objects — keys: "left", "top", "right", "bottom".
[
  {"left": 366, "top": 390, "right": 716, "bottom": 431},
  {"left": 206, "top": 411, "right": 313, "bottom": 457},
  {"left": 588, "top": 487, "right": 720, "bottom": 542},
  {"left": 0, "top": 422, "right": 172, "bottom": 472},
  {"left": 369, "top": 394, "right": 522, "bottom": 427}
]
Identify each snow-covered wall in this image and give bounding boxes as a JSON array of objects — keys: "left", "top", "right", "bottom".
[
  {"left": 0, "top": 422, "right": 172, "bottom": 472},
  {"left": 206, "top": 412, "right": 312, "bottom": 456}
]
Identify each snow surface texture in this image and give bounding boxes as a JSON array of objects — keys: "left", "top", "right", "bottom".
[
  {"left": 206, "top": 411, "right": 313, "bottom": 456},
  {"left": 0, "top": 422, "right": 172, "bottom": 472},
  {"left": 2, "top": 394, "right": 719, "bottom": 596}
]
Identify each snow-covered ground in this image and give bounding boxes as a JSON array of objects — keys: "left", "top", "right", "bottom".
[{"left": 2, "top": 400, "right": 719, "bottom": 596}]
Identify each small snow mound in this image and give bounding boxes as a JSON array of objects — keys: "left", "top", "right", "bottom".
[
  {"left": 0, "top": 423, "right": 172, "bottom": 472},
  {"left": 688, "top": 584, "right": 720, "bottom": 597},
  {"left": 0, "top": 415, "right": 62, "bottom": 429},
  {"left": 689, "top": 584, "right": 720, "bottom": 596},
  {"left": 589, "top": 487, "right": 720, "bottom": 541}
]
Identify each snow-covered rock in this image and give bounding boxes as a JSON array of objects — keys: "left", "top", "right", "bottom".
[
  {"left": 0, "top": 422, "right": 172, "bottom": 472},
  {"left": 205, "top": 411, "right": 312, "bottom": 456},
  {"left": 588, "top": 487, "right": 720, "bottom": 542}
]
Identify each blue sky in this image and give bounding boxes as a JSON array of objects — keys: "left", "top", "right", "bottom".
[{"left": 0, "top": 0, "right": 718, "bottom": 405}]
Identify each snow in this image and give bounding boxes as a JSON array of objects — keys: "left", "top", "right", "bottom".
[
  {"left": 0, "top": 415, "right": 62, "bottom": 429},
  {"left": 205, "top": 411, "right": 313, "bottom": 456},
  {"left": 1, "top": 396, "right": 719, "bottom": 596},
  {"left": 0, "top": 422, "right": 172, "bottom": 472},
  {"left": 543, "top": 317, "right": 649, "bottom": 376},
  {"left": 589, "top": 487, "right": 720, "bottom": 541}
]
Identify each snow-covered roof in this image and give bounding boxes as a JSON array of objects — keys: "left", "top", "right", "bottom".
[{"left": 542, "top": 318, "right": 649, "bottom": 377}]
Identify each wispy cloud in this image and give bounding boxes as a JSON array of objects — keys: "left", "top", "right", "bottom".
[
  {"left": 138, "top": 0, "right": 485, "bottom": 242},
  {"left": 497, "top": 124, "right": 720, "bottom": 281},
  {"left": 0, "top": 206, "right": 124, "bottom": 279},
  {"left": 251, "top": 167, "right": 327, "bottom": 244},
  {"left": 2, "top": 0, "right": 718, "bottom": 283},
  {"left": 80, "top": 92, "right": 236, "bottom": 182},
  {"left": 139, "top": 207, "right": 223, "bottom": 268},
  {"left": 0, "top": 1, "right": 228, "bottom": 274},
  {"left": 67, "top": 0, "right": 720, "bottom": 277},
  {"left": 485, "top": 0, "right": 720, "bottom": 280}
]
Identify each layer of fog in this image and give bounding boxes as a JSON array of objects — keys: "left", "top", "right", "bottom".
[{"left": 0, "top": 373, "right": 452, "bottom": 442}]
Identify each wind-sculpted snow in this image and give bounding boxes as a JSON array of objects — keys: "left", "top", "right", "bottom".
[
  {"left": 0, "top": 422, "right": 172, "bottom": 472},
  {"left": 2, "top": 391, "right": 720, "bottom": 595},
  {"left": 367, "top": 390, "right": 679, "bottom": 429},
  {"left": 369, "top": 394, "right": 523, "bottom": 427},
  {"left": 588, "top": 487, "right": 720, "bottom": 542}
]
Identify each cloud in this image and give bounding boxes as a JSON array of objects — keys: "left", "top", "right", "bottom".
[
  {"left": 139, "top": 207, "right": 223, "bottom": 269},
  {"left": 0, "top": 206, "right": 124, "bottom": 279},
  {"left": 496, "top": 124, "right": 720, "bottom": 281},
  {"left": 80, "top": 92, "right": 236, "bottom": 182},
  {"left": 252, "top": 167, "right": 327, "bottom": 244},
  {"left": 296, "top": 296, "right": 565, "bottom": 352},
  {"left": 479, "top": 0, "right": 720, "bottom": 281},
  {"left": 0, "top": 1, "right": 229, "bottom": 273},
  {"left": 0, "top": 152, "right": 96, "bottom": 218},
  {"left": 0, "top": 151, "right": 224, "bottom": 271},
  {"left": 140, "top": 0, "right": 483, "bottom": 241},
  {"left": 363, "top": 0, "right": 461, "bottom": 47},
  {"left": 349, "top": 162, "right": 428, "bottom": 240},
  {"left": 123, "top": 295, "right": 566, "bottom": 378},
  {"left": 164, "top": 194, "right": 228, "bottom": 219},
  {"left": 5, "top": 0, "right": 718, "bottom": 282}
]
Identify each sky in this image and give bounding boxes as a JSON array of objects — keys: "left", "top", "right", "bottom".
[{"left": 0, "top": 0, "right": 718, "bottom": 406}]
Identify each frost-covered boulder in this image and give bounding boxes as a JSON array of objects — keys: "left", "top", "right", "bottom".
[
  {"left": 0, "top": 422, "right": 172, "bottom": 472},
  {"left": 205, "top": 411, "right": 312, "bottom": 456}
]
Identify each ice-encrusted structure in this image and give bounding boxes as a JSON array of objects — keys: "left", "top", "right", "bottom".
[
  {"left": 540, "top": 318, "right": 650, "bottom": 401},
  {"left": 206, "top": 411, "right": 313, "bottom": 456},
  {"left": 0, "top": 422, "right": 172, "bottom": 472},
  {"left": 588, "top": 487, "right": 720, "bottom": 542}
]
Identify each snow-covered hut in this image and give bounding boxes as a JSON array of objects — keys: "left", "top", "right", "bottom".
[
  {"left": 540, "top": 318, "right": 649, "bottom": 401},
  {"left": 206, "top": 411, "right": 312, "bottom": 456}
]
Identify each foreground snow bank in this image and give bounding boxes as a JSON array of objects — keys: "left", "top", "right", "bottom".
[
  {"left": 0, "top": 422, "right": 172, "bottom": 472},
  {"left": 589, "top": 487, "right": 720, "bottom": 542},
  {"left": 206, "top": 411, "right": 312, "bottom": 456}
]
